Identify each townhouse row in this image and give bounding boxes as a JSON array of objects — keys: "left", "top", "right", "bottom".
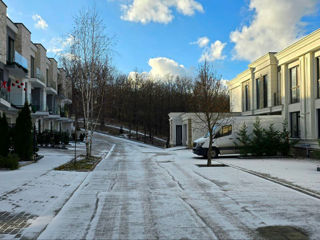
[
  {"left": 0, "top": 1, "right": 73, "bottom": 134},
  {"left": 228, "top": 28, "right": 320, "bottom": 148}
]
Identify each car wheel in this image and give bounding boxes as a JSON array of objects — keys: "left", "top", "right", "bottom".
[{"left": 211, "top": 148, "right": 219, "bottom": 158}]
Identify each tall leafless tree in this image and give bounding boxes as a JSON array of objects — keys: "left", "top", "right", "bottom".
[
  {"left": 63, "top": 8, "right": 112, "bottom": 158},
  {"left": 193, "top": 61, "right": 229, "bottom": 166}
]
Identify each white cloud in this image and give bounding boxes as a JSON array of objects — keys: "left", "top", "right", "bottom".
[
  {"left": 121, "top": 0, "right": 203, "bottom": 24},
  {"left": 230, "top": 0, "right": 318, "bottom": 61},
  {"left": 149, "top": 57, "right": 189, "bottom": 78},
  {"left": 129, "top": 57, "right": 192, "bottom": 81},
  {"left": 32, "top": 14, "right": 48, "bottom": 30},
  {"left": 199, "top": 40, "right": 227, "bottom": 62},
  {"left": 191, "top": 36, "right": 210, "bottom": 48},
  {"left": 47, "top": 35, "right": 75, "bottom": 55}
]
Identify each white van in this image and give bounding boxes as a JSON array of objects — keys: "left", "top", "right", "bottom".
[{"left": 193, "top": 115, "right": 284, "bottom": 158}]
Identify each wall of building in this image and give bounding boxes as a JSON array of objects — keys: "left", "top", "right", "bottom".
[
  {"left": 0, "top": 1, "right": 7, "bottom": 64},
  {"left": 228, "top": 28, "right": 320, "bottom": 148}
]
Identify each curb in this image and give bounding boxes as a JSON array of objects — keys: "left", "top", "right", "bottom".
[{"left": 216, "top": 160, "right": 320, "bottom": 200}]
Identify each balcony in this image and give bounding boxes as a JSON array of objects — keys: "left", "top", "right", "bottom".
[
  {"left": 0, "top": 88, "right": 11, "bottom": 109},
  {"left": 46, "top": 80, "right": 57, "bottom": 95},
  {"left": 6, "top": 51, "right": 28, "bottom": 79},
  {"left": 29, "top": 68, "right": 46, "bottom": 88}
]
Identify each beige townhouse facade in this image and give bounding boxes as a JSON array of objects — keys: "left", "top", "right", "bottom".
[
  {"left": 0, "top": 0, "right": 73, "bottom": 134},
  {"left": 228, "top": 28, "right": 320, "bottom": 149}
]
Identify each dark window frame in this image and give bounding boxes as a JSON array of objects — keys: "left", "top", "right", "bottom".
[
  {"left": 290, "top": 66, "right": 300, "bottom": 103},
  {"left": 31, "top": 56, "right": 35, "bottom": 78},
  {"left": 7, "top": 37, "right": 15, "bottom": 64},
  {"left": 290, "top": 111, "right": 300, "bottom": 138},
  {"left": 317, "top": 57, "right": 320, "bottom": 98},
  {"left": 243, "top": 81, "right": 250, "bottom": 111},
  {"left": 256, "top": 78, "right": 260, "bottom": 109},
  {"left": 263, "top": 75, "right": 268, "bottom": 108}
]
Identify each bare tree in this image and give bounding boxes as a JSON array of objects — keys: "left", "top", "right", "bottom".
[
  {"left": 63, "top": 8, "right": 112, "bottom": 158},
  {"left": 193, "top": 61, "right": 229, "bottom": 166}
]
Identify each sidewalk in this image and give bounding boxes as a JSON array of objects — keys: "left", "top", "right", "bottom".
[
  {"left": 0, "top": 133, "right": 111, "bottom": 240},
  {"left": 217, "top": 157, "right": 320, "bottom": 195},
  {"left": 0, "top": 147, "right": 88, "bottom": 240},
  {"left": 38, "top": 144, "right": 115, "bottom": 240}
]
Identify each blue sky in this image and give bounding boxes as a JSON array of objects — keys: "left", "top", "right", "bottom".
[{"left": 5, "top": 0, "right": 320, "bottom": 80}]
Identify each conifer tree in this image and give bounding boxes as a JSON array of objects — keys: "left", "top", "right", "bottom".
[
  {"left": 13, "top": 102, "right": 33, "bottom": 161},
  {"left": 0, "top": 113, "right": 9, "bottom": 157}
]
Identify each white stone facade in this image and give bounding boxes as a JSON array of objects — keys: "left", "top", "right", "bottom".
[{"left": 228, "top": 28, "right": 320, "bottom": 148}]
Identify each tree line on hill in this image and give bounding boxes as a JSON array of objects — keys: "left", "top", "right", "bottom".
[{"left": 61, "top": 7, "right": 229, "bottom": 158}]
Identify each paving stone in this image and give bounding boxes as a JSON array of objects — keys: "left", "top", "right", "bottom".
[{"left": 0, "top": 211, "right": 38, "bottom": 236}]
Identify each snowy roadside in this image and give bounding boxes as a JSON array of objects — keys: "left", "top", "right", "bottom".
[
  {"left": 167, "top": 148, "right": 320, "bottom": 196},
  {"left": 216, "top": 157, "right": 320, "bottom": 195},
  {"left": 0, "top": 134, "right": 112, "bottom": 240}
]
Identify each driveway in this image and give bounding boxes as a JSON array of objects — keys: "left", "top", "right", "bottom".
[{"left": 37, "top": 133, "right": 320, "bottom": 240}]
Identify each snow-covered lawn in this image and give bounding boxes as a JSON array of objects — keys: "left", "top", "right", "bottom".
[
  {"left": 216, "top": 157, "right": 320, "bottom": 195},
  {"left": 0, "top": 134, "right": 112, "bottom": 239}
]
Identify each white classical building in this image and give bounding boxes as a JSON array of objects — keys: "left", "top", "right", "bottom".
[
  {"left": 169, "top": 113, "right": 207, "bottom": 148},
  {"left": 228, "top": 28, "right": 320, "bottom": 149},
  {"left": 169, "top": 112, "right": 239, "bottom": 148}
]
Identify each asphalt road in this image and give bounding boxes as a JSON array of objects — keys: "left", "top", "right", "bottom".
[{"left": 39, "top": 133, "right": 320, "bottom": 240}]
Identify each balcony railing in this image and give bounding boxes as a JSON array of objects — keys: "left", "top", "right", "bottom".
[
  {"left": 0, "top": 88, "right": 10, "bottom": 102},
  {"left": 35, "top": 68, "right": 46, "bottom": 84},
  {"left": 47, "top": 105, "right": 59, "bottom": 115},
  {"left": 48, "top": 80, "right": 57, "bottom": 90},
  {"left": 14, "top": 51, "right": 28, "bottom": 70}
]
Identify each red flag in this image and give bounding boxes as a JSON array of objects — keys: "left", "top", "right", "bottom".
[{"left": 1, "top": 81, "right": 7, "bottom": 89}]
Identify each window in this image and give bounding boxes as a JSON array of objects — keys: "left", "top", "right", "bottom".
[
  {"left": 263, "top": 75, "right": 268, "bottom": 108},
  {"left": 317, "top": 57, "right": 320, "bottom": 98},
  {"left": 216, "top": 125, "right": 232, "bottom": 138},
  {"left": 256, "top": 75, "right": 268, "bottom": 109},
  {"left": 274, "top": 67, "right": 281, "bottom": 106},
  {"left": 242, "top": 81, "right": 250, "bottom": 111},
  {"left": 46, "top": 69, "right": 49, "bottom": 85},
  {"left": 290, "top": 66, "right": 300, "bottom": 103},
  {"left": 31, "top": 56, "right": 35, "bottom": 78},
  {"left": 318, "top": 109, "right": 320, "bottom": 139},
  {"left": 256, "top": 78, "right": 260, "bottom": 109},
  {"left": 7, "top": 37, "right": 14, "bottom": 64},
  {"left": 290, "top": 112, "right": 300, "bottom": 138}
]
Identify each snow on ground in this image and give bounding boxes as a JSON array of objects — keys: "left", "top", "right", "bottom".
[
  {"left": 38, "top": 135, "right": 320, "bottom": 239},
  {"left": 0, "top": 133, "right": 113, "bottom": 240},
  {"left": 2, "top": 132, "right": 320, "bottom": 239},
  {"left": 216, "top": 157, "right": 320, "bottom": 194}
]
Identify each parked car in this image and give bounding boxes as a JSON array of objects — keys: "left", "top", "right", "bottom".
[{"left": 193, "top": 115, "right": 283, "bottom": 158}]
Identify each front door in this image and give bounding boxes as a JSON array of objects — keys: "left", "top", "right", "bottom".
[{"left": 176, "top": 125, "right": 182, "bottom": 146}]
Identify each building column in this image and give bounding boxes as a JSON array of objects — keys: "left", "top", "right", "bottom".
[
  {"left": 304, "top": 52, "right": 315, "bottom": 139},
  {"left": 40, "top": 88, "right": 46, "bottom": 111},
  {"left": 299, "top": 55, "right": 307, "bottom": 139},
  {"left": 281, "top": 64, "right": 289, "bottom": 123},
  {"left": 250, "top": 67, "right": 255, "bottom": 111}
]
